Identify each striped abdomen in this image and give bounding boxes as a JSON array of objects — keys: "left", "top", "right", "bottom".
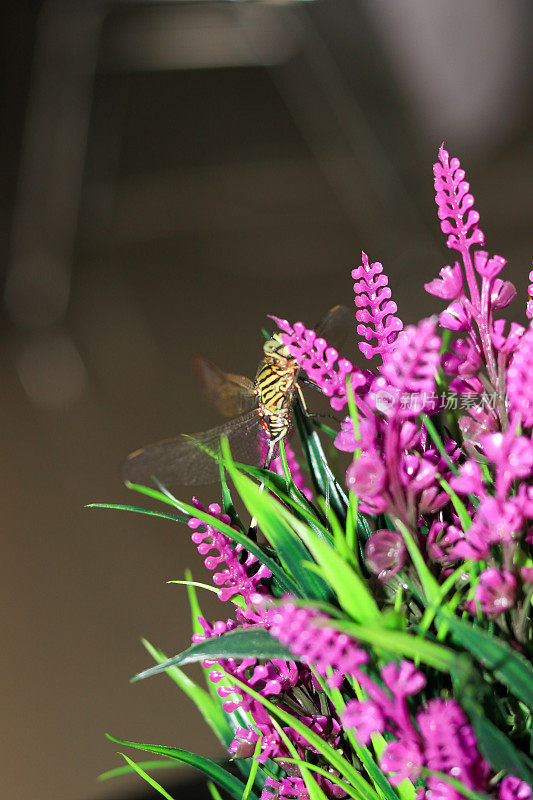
[{"left": 255, "top": 359, "right": 297, "bottom": 443}]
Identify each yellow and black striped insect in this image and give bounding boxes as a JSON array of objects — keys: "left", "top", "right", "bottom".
[{"left": 122, "top": 307, "right": 351, "bottom": 489}]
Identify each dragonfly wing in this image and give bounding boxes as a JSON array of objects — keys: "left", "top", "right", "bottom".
[
  {"left": 122, "top": 410, "right": 268, "bottom": 488},
  {"left": 192, "top": 354, "right": 256, "bottom": 417},
  {"left": 314, "top": 304, "right": 354, "bottom": 352}
]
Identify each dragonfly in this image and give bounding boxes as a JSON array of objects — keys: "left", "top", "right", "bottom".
[{"left": 121, "top": 306, "right": 352, "bottom": 489}]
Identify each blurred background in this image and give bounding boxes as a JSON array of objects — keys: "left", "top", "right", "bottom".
[{"left": 1, "top": 1, "right": 532, "bottom": 798}]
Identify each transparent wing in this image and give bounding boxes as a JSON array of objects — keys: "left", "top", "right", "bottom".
[
  {"left": 122, "top": 410, "right": 269, "bottom": 488},
  {"left": 192, "top": 354, "right": 256, "bottom": 417},
  {"left": 314, "top": 304, "right": 354, "bottom": 352}
]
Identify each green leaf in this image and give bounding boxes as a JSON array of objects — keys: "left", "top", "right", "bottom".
[
  {"left": 133, "top": 627, "right": 294, "bottom": 681},
  {"left": 437, "top": 477, "right": 472, "bottom": 531},
  {"left": 330, "top": 619, "right": 458, "bottom": 672},
  {"left": 393, "top": 517, "right": 440, "bottom": 604},
  {"left": 457, "top": 695, "right": 533, "bottom": 787},
  {"left": 242, "top": 738, "right": 262, "bottom": 800},
  {"left": 420, "top": 414, "right": 459, "bottom": 476},
  {"left": 300, "top": 769, "right": 330, "bottom": 800},
  {"left": 293, "top": 397, "right": 348, "bottom": 524},
  {"left": 115, "top": 753, "right": 176, "bottom": 800},
  {"left": 141, "top": 639, "right": 233, "bottom": 747},
  {"left": 126, "top": 482, "right": 299, "bottom": 596},
  {"left": 224, "top": 453, "right": 331, "bottom": 601},
  {"left": 237, "top": 463, "right": 334, "bottom": 547},
  {"left": 276, "top": 504, "right": 380, "bottom": 624},
  {"left": 440, "top": 611, "right": 533, "bottom": 711},
  {"left": 99, "top": 759, "right": 181, "bottom": 782},
  {"left": 87, "top": 503, "right": 189, "bottom": 524},
  {"left": 207, "top": 782, "right": 225, "bottom": 800},
  {"left": 106, "top": 734, "right": 256, "bottom": 800}
]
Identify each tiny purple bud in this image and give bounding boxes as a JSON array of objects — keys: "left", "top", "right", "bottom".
[
  {"left": 450, "top": 460, "right": 484, "bottom": 496},
  {"left": 334, "top": 417, "right": 358, "bottom": 452},
  {"left": 500, "top": 776, "right": 532, "bottom": 800},
  {"left": 381, "top": 739, "right": 423, "bottom": 785},
  {"left": 381, "top": 660, "right": 426, "bottom": 696},
  {"left": 343, "top": 699, "right": 385, "bottom": 744},
  {"left": 346, "top": 453, "right": 386, "bottom": 498},
  {"left": 475, "top": 568, "right": 516, "bottom": 615},
  {"left": 439, "top": 300, "right": 469, "bottom": 331},
  {"left": 424, "top": 262, "right": 463, "bottom": 300},
  {"left": 492, "top": 319, "right": 525, "bottom": 355},
  {"left": 491, "top": 279, "right": 516, "bottom": 309},
  {"left": 365, "top": 529, "right": 406, "bottom": 581},
  {"left": 521, "top": 567, "right": 533, "bottom": 585},
  {"left": 474, "top": 250, "right": 507, "bottom": 279}
]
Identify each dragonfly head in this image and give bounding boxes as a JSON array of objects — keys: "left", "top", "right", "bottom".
[{"left": 263, "top": 333, "right": 290, "bottom": 360}]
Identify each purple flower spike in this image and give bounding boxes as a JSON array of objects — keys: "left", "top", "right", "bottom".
[
  {"left": 492, "top": 320, "right": 525, "bottom": 355},
  {"left": 365, "top": 529, "right": 406, "bottom": 581},
  {"left": 434, "top": 145, "right": 485, "bottom": 254},
  {"left": 352, "top": 252, "right": 403, "bottom": 360},
  {"left": 334, "top": 417, "right": 359, "bottom": 452},
  {"left": 189, "top": 500, "right": 271, "bottom": 602},
  {"left": 268, "top": 600, "right": 369, "bottom": 683},
  {"left": 507, "top": 325, "right": 533, "bottom": 428},
  {"left": 417, "top": 699, "right": 490, "bottom": 794},
  {"left": 378, "top": 317, "right": 441, "bottom": 417},
  {"left": 475, "top": 568, "right": 517, "bottom": 615},
  {"left": 424, "top": 262, "right": 463, "bottom": 300},
  {"left": 272, "top": 315, "right": 365, "bottom": 412},
  {"left": 500, "top": 776, "right": 532, "bottom": 800}
]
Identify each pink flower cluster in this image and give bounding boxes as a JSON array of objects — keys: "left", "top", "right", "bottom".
[{"left": 178, "top": 145, "right": 533, "bottom": 800}]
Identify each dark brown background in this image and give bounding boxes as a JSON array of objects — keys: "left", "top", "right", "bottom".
[{"left": 1, "top": 2, "right": 532, "bottom": 799}]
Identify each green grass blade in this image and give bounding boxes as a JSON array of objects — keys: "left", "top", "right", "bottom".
[
  {"left": 224, "top": 456, "right": 331, "bottom": 601},
  {"left": 206, "top": 781, "right": 225, "bottom": 800},
  {"left": 236, "top": 463, "right": 334, "bottom": 546},
  {"left": 455, "top": 693, "right": 533, "bottom": 787},
  {"left": 392, "top": 518, "right": 440, "bottom": 603},
  {"left": 87, "top": 503, "right": 189, "bottom": 524},
  {"left": 134, "top": 627, "right": 294, "bottom": 681},
  {"left": 276, "top": 505, "right": 380, "bottom": 624},
  {"left": 98, "top": 759, "right": 181, "bottom": 782},
  {"left": 115, "top": 754, "right": 176, "bottom": 799},
  {"left": 440, "top": 612, "right": 533, "bottom": 711},
  {"left": 106, "top": 734, "right": 256, "bottom": 800},
  {"left": 293, "top": 398, "right": 348, "bottom": 524},
  {"left": 242, "top": 738, "right": 262, "bottom": 800},
  {"left": 437, "top": 477, "right": 472, "bottom": 531},
  {"left": 330, "top": 619, "right": 458, "bottom": 672},
  {"left": 141, "top": 639, "right": 233, "bottom": 747},
  {"left": 312, "top": 671, "right": 398, "bottom": 800}
]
